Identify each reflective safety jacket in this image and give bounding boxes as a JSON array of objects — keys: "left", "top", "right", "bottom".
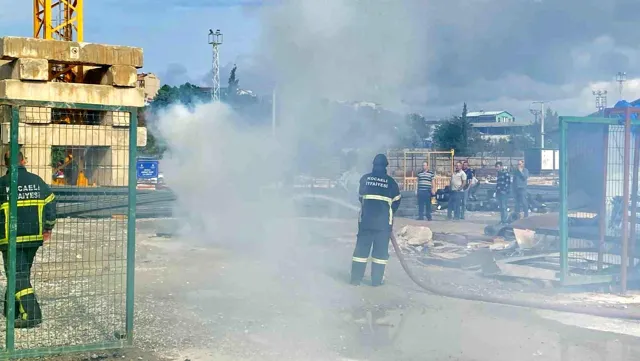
[
  {"left": 0, "top": 166, "right": 56, "bottom": 248},
  {"left": 358, "top": 170, "right": 401, "bottom": 231}
]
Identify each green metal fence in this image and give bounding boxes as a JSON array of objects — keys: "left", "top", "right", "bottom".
[
  {"left": 0, "top": 99, "right": 137, "bottom": 358},
  {"left": 559, "top": 113, "right": 639, "bottom": 290}
]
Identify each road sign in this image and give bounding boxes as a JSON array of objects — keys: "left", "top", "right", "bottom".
[{"left": 137, "top": 159, "right": 159, "bottom": 181}]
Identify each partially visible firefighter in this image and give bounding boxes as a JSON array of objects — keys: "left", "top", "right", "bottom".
[
  {"left": 0, "top": 151, "right": 56, "bottom": 328},
  {"left": 350, "top": 154, "right": 401, "bottom": 287}
]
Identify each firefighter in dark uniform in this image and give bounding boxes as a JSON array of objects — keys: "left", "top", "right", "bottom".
[
  {"left": 0, "top": 152, "right": 56, "bottom": 328},
  {"left": 350, "top": 154, "right": 401, "bottom": 287}
]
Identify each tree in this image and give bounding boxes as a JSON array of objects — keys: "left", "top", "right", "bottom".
[
  {"left": 139, "top": 83, "right": 210, "bottom": 157},
  {"left": 433, "top": 103, "right": 486, "bottom": 156},
  {"left": 227, "top": 64, "right": 239, "bottom": 100},
  {"left": 404, "top": 113, "right": 431, "bottom": 147},
  {"left": 461, "top": 102, "right": 469, "bottom": 148},
  {"left": 150, "top": 83, "right": 209, "bottom": 112}
]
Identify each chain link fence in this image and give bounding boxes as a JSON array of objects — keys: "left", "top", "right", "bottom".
[{"left": 0, "top": 99, "right": 138, "bottom": 358}]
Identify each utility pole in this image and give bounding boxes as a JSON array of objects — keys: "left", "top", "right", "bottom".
[
  {"left": 531, "top": 101, "right": 546, "bottom": 147},
  {"left": 208, "top": 29, "right": 223, "bottom": 102},
  {"left": 593, "top": 90, "right": 608, "bottom": 115},
  {"left": 616, "top": 72, "right": 627, "bottom": 100}
]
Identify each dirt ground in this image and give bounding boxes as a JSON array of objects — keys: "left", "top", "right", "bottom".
[{"left": 9, "top": 212, "right": 640, "bottom": 360}]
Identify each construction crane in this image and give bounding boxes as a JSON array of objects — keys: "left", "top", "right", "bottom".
[
  {"left": 33, "top": 0, "right": 84, "bottom": 82},
  {"left": 32, "top": 0, "right": 90, "bottom": 186}
]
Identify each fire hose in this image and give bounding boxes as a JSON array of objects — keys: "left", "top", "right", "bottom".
[{"left": 294, "top": 193, "right": 640, "bottom": 321}]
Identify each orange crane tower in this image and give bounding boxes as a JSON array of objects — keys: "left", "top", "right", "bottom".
[{"left": 33, "top": 0, "right": 90, "bottom": 186}]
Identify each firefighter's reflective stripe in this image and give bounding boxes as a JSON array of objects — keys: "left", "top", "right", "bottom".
[
  {"left": 361, "top": 194, "right": 401, "bottom": 225},
  {"left": 352, "top": 256, "right": 368, "bottom": 263},
  {"left": 15, "top": 287, "right": 34, "bottom": 320},
  {"left": 371, "top": 258, "right": 388, "bottom": 265},
  {"left": 0, "top": 194, "right": 55, "bottom": 244}
]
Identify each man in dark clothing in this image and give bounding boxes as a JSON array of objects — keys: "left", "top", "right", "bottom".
[
  {"left": 512, "top": 159, "right": 529, "bottom": 218},
  {"left": 416, "top": 161, "right": 434, "bottom": 221},
  {"left": 350, "top": 154, "right": 401, "bottom": 287},
  {"left": 495, "top": 161, "right": 511, "bottom": 224},
  {"left": 0, "top": 152, "right": 56, "bottom": 328},
  {"left": 461, "top": 161, "right": 475, "bottom": 220}
]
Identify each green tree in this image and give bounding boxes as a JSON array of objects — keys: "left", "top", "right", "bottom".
[
  {"left": 433, "top": 103, "right": 485, "bottom": 156},
  {"left": 227, "top": 64, "right": 239, "bottom": 101},
  {"left": 139, "top": 83, "right": 209, "bottom": 157}
]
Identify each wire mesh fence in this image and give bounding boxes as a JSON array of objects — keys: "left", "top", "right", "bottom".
[
  {"left": 0, "top": 100, "right": 137, "bottom": 358},
  {"left": 560, "top": 115, "right": 639, "bottom": 286},
  {"left": 386, "top": 149, "right": 454, "bottom": 192}
]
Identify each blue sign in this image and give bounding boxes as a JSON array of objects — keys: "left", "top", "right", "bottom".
[{"left": 137, "top": 159, "right": 159, "bottom": 180}]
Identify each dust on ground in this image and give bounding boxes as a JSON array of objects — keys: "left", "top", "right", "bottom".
[{"left": 3, "top": 214, "right": 640, "bottom": 360}]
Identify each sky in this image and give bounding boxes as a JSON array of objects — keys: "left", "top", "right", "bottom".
[{"left": 3, "top": 0, "right": 640, "bottom": 121}]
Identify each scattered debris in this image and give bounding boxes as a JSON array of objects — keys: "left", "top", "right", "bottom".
[{"left": 395, "top": 225, "right": 433, "bottom": 247}]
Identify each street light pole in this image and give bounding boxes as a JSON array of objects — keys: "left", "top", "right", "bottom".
[
  {"left": 593, "top": 90, "right": 608, "bottom": 116},
  {"left": 616, "top": 72, "right": 627, "bottom": 100},
  {"left": 208, "top": 29, "right": 223, "bottom": 102},
  {"left": 531, "top": 101, "right": 546, "bottom": 147}
]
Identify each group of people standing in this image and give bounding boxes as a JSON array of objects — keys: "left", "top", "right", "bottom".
[
  {"left": 414, "top": 159, "right": 529, "bottom": 223},
  {"left": 415, "top": 160, "right": 476, "bottom": 221}
]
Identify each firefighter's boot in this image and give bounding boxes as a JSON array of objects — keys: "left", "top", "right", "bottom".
[
  {"left": 371, "top": 263, "right": 386, "bottom": 287},
  {"left": 15, "top": 292, "right": 42, "bottom": 329},
  {"left": 350, "top": 258, "right": 367, "bottom": 285}
]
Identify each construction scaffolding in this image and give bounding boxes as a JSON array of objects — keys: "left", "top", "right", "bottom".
[
  {"left": 0, "top": 99, "right": 139, "bottom": 358},
  {"left": 559, "top": 108, "right": 640, "bottom": 290},
  {"left": 387, "top": 149, "right": 455, "bottom": 192}
]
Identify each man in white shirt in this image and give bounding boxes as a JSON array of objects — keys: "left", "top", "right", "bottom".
[{"left": 447, "top": 162, "right": 467, "bottom": 220}]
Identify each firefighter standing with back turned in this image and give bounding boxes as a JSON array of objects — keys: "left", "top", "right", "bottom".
[
  {"left": 0, "top": 152, "right": 56, "bottom": 328},
  {"left": 350, "top": 154, "right": 401, "bottom": 287}
]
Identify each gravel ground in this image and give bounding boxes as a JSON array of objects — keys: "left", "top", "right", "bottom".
[{"left": 0, "top": 213, "right": 639, "bottom": 360}]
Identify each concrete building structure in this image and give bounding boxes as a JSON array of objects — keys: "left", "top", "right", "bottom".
[
  {"left": 467, "top": 110, "right": 515, "bottom": 123},
  {"left": 138, "top": 72, "right": 160, "bottom": 104},
  {"left": 0, "top": 36, "right": 147, "bottom": 186},
  {"left": 471, "top": 121, "right": 533, "bottom": 141}
]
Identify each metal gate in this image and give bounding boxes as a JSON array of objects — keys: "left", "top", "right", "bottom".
[
  {"left": 559, "top": 112, "right": 639, "bottom": 290},
  {"left": 0, "top": 99, "right": 138, "bottom": 358},
  {"left": 387, "top": 149, "right": 455, "bottom": 191}
]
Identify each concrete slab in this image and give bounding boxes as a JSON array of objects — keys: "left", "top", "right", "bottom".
[
  {"left": 0, "top": 37, "right": 143, "bottom": 68},
  {"left": 102, "top": 65, "right": 137, "bottom": 87},
  {"left": 0, "top": 58, "right": 48, "bottom": 81},
  {"left": 85, "top": 65, "right": 137, "bottom": 87},
  {"left": 0, "top": 79, "right": 144, "bottom": 107},
  {"left": 0, "top": 104, "right": 52, "bottom": 123},
  {"left": 0, "top": 123, "right": 147, "bottom": 147},
  {"left": 0, "top": 58, "right": 49, "bottom": 81}
]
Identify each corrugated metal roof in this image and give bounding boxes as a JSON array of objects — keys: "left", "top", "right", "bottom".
[
  {"left": 471, "top": 121, "right": 532, "bottom": 128},
  {"left": 467, "top": 111, "right": 509, "bottom": 117}
]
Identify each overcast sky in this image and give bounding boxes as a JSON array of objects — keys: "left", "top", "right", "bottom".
[{"left": 2, "top": 0, "right": 640, "bottom": 121}]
